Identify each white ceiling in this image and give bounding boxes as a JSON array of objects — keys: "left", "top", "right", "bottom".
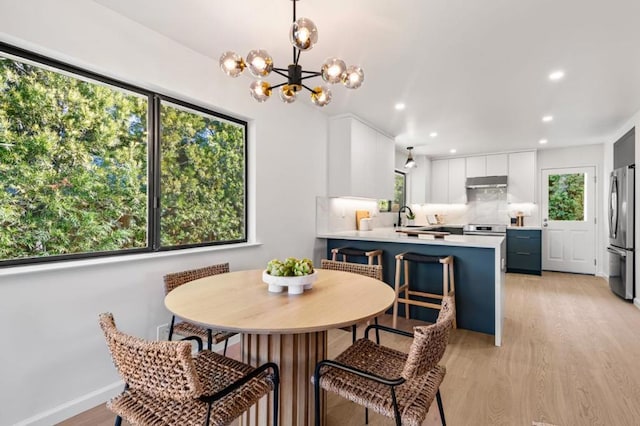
[{"left": 93, "top": 0, "right": 640, "bottom": 157}]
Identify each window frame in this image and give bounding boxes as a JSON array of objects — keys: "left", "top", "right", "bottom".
[
  {"left": 394, "top": 169, "right": 407, "bottom": 208},
  {"left": 0, "top": 42, "right": 248, "bottom": 266}
]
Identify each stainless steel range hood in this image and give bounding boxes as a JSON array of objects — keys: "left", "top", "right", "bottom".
[{"left": 465, "top": 175, "right": 508, "bottom": 189}]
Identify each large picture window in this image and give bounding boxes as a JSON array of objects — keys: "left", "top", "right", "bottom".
[
  {"left": 0, "top": 44, "right": 247, "bottom": 266},
  {"left": 159, "top": 101, "right": 246, "bottom": 247}
]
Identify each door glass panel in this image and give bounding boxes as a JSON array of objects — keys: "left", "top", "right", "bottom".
[{"left": 548, "top": 173, "right": 586, "bottom": 221}]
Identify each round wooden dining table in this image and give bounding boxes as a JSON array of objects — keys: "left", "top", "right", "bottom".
[{"left": 164, "top": 268, "right": 396, "bottom": 426}]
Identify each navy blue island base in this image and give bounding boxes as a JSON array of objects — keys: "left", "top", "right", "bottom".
[{"left": 327, "top": 238, "right": 497, "bottom": 336}]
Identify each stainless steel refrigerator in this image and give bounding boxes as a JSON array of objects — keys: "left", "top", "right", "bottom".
[{"left": 608, "top": 165, "right": 635, "bottom": 299}]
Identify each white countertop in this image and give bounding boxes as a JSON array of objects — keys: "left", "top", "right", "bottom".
[{"left": 317, "top": 228, "right": 504, "bottom": 249}]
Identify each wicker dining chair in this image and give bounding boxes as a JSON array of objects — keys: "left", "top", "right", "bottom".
[
  {"left": 164, "top": 263, "right": 236, "bottom": 354},
  {"left": 99, "top": 313, "right": 279, "bottom": 426},
  {"left": 313, "top": 295, "right": 456, "bottom": 426},
  {"left": 320, "top": 259, "right": 384, "bottom": 344}
]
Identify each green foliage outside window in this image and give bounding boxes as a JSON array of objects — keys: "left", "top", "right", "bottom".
[
  {"left": 0, "top": 51, "right": 247, "bottom": 264},
  {"left": 393, "top": 171, "right": 406, "bottom": 210},
  {"left": 548, "top": 173, "right": 585, "bottom": 221},
  {"left": 0, "top": 59, "right": 148, "bottom": 260},
  {"left": 160, "top": 103, "right": 245, "bottom": 246}
]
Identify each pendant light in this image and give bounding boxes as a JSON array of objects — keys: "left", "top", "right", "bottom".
[{"left": 404, "top": 147, "right": 417, "bottom": 168}]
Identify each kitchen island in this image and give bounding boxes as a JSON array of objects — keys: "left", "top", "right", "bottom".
[{"left": 317, "top": 228, "right": 505, "bottom": 346}]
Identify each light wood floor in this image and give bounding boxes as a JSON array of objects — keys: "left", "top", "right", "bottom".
[{"left": 59, "top": 272, "right": 640, "bottom": 426}]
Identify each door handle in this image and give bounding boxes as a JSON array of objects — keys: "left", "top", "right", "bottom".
[{"left": 607, "top": 247, "right": 626, "bottom": 257}]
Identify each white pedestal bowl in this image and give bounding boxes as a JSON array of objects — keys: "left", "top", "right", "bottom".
[{"left": 262, "top": 270, "right": 318, "bottom": 295}]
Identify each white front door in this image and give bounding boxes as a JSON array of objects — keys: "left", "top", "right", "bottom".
[{"left": 541, "top": 167, "right": 596, "bottom": 274}]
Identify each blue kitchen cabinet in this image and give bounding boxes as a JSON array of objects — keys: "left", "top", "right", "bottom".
[{"left": 506, "top": 229, "right": 541, "bottom": 275}]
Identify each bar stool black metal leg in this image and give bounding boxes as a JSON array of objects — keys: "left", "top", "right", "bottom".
[
  {"left": 352, "top": 324, "right": 357, "bottom": 343},
  {"left": 223, "top": 338, "right": 229, "bottom": 356}
]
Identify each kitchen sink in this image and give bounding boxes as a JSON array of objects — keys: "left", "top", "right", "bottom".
[
  {"left": 398, "top": 225, "right": 464, "bottom": 233},
  {"left": 430, "top": 226, "right": 464, "bottom": 235}
]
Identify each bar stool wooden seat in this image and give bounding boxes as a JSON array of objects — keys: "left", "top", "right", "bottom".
[
  {"left": 393, "top": 252, "right": 457, "bottom": 329},
  {"left": 331, "top": 247, "right": 383, "bottom": 265}
]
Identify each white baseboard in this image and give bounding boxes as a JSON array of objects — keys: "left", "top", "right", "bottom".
[
  {"left": 13, "top": 336, "right": 241, "bottom": 425},
  {"left": 14, "top": 380, "right": 123, "bottom": 426},
  {"left": 634, "top": 298, "right": 640, "bottom": 311}
]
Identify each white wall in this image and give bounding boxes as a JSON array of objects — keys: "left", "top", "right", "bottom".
[
  {"left": 537, "top": 144, "right": 606, "bottom": 276},
  {"left": 0, "top": 1, "right": 328, "bottom": 424}
]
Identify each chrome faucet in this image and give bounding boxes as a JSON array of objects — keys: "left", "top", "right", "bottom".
[{"left": 397, "top": 205, "right": 414, "bottom": 228}]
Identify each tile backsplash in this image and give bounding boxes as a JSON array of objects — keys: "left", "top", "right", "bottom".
[
  {"left": 317, "top": 195, "right": 539, "bottom": 232},
  {"left": 467, "top": 188, "right": 509, "bottom": 224},
  {"left": 316, "top": 197, "right": 395, "bottom": 233}
]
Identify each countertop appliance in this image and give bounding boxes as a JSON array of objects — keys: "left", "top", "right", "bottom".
[
  {"left": 608, "top": 165, "right": 635, "bottom": 300},
  {"left": 463, "top": 224, "right": 507, "bottom": 236}
]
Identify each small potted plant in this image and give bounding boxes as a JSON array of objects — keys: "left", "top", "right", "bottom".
[
  {"left": 405, "top": 211, "right": 416, "bottom": 226},
  {"left": 263, "top": 257, "right": 317, "bottom": 294}
]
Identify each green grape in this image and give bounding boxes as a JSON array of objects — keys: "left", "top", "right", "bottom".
[{"left": 266, "top": 257, "right": 314, "bottom": 276}]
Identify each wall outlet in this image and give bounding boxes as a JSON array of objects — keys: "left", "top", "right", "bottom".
[{"left": 156, "top": 324, "right": 170, "bottom": 341}]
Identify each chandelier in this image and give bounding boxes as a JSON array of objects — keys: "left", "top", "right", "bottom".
[{"left": 219, "top": 0, "right": 364, "bottom": 107}]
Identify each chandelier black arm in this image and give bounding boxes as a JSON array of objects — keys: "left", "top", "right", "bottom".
[
  {"left": 271, "top": 69, "right": 290, "bottom": 79},
  {"left": 300, "top": 70, "right": 322, "bottom": 76},
  {"left": 300, "top": 74, "right": 322, "bottom": 81},
  {"left": 294, "top": 49, "right": 302, "bottom": 66},
  {"left": 301, "top": 83, "right": 319, "bottom": 93},
  {"left": 270, "top": 82, "right": 288, "bottom": 90}
]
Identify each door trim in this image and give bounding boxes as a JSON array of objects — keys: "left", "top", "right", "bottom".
[{"left": 541, "top": 166, "right": 597, "bottom": 274}]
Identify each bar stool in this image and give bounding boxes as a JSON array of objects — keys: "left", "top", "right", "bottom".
[
  {"left": 393, "top": 252, "right": 457, "bottom": 329},
  {"left": 331, "top": 247, "right": 383, "bottom": 266}
]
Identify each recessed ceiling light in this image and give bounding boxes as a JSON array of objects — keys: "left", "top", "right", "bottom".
[
  {"left": 539, "top": 139, "right": 548, "bottom": 145},
  {"left": 548, "top": 70, "right": 565, "bottom": 81},
  {"left": 430, "top": 132, "right": 438, "bottom": 138},
  {"left": 394, "top": 103, "right": 406, "bottom": 111},
  {"left": 450, "top": 148, "right": 457, "bottom": 154},
  {"left": 542, "top": 115, "right": 553, "bottom": 122}
]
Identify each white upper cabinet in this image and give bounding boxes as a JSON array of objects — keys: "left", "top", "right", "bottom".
[
  {"left": 375, "top": 132, "right": 395, "bottom": 200},
  {"left": 408, "top": 155, "right": 429, "bottom": 204},
  {"left": 448, "top": 158, "right": 467, "bottom": 203},
  {"left": 430, "top": 159, "right": 449, "bottom": 203},
  {"left": 508, "top": 151, "right": 536, "bottom": 203},
  {"left": 466, "top": 154, "right": 508, "bottom": 177},
  {"left": 466, "top": 156, "right": 486, "bottom": 177},
  {"left": 486, "top": 154, "right": 508, "bottom": 175},
  {"left": 430, "top": 158, "right": 467, "bottom": 204},
  {"left": 328, "top": 116, "right": 395, "bottom": 200}
]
